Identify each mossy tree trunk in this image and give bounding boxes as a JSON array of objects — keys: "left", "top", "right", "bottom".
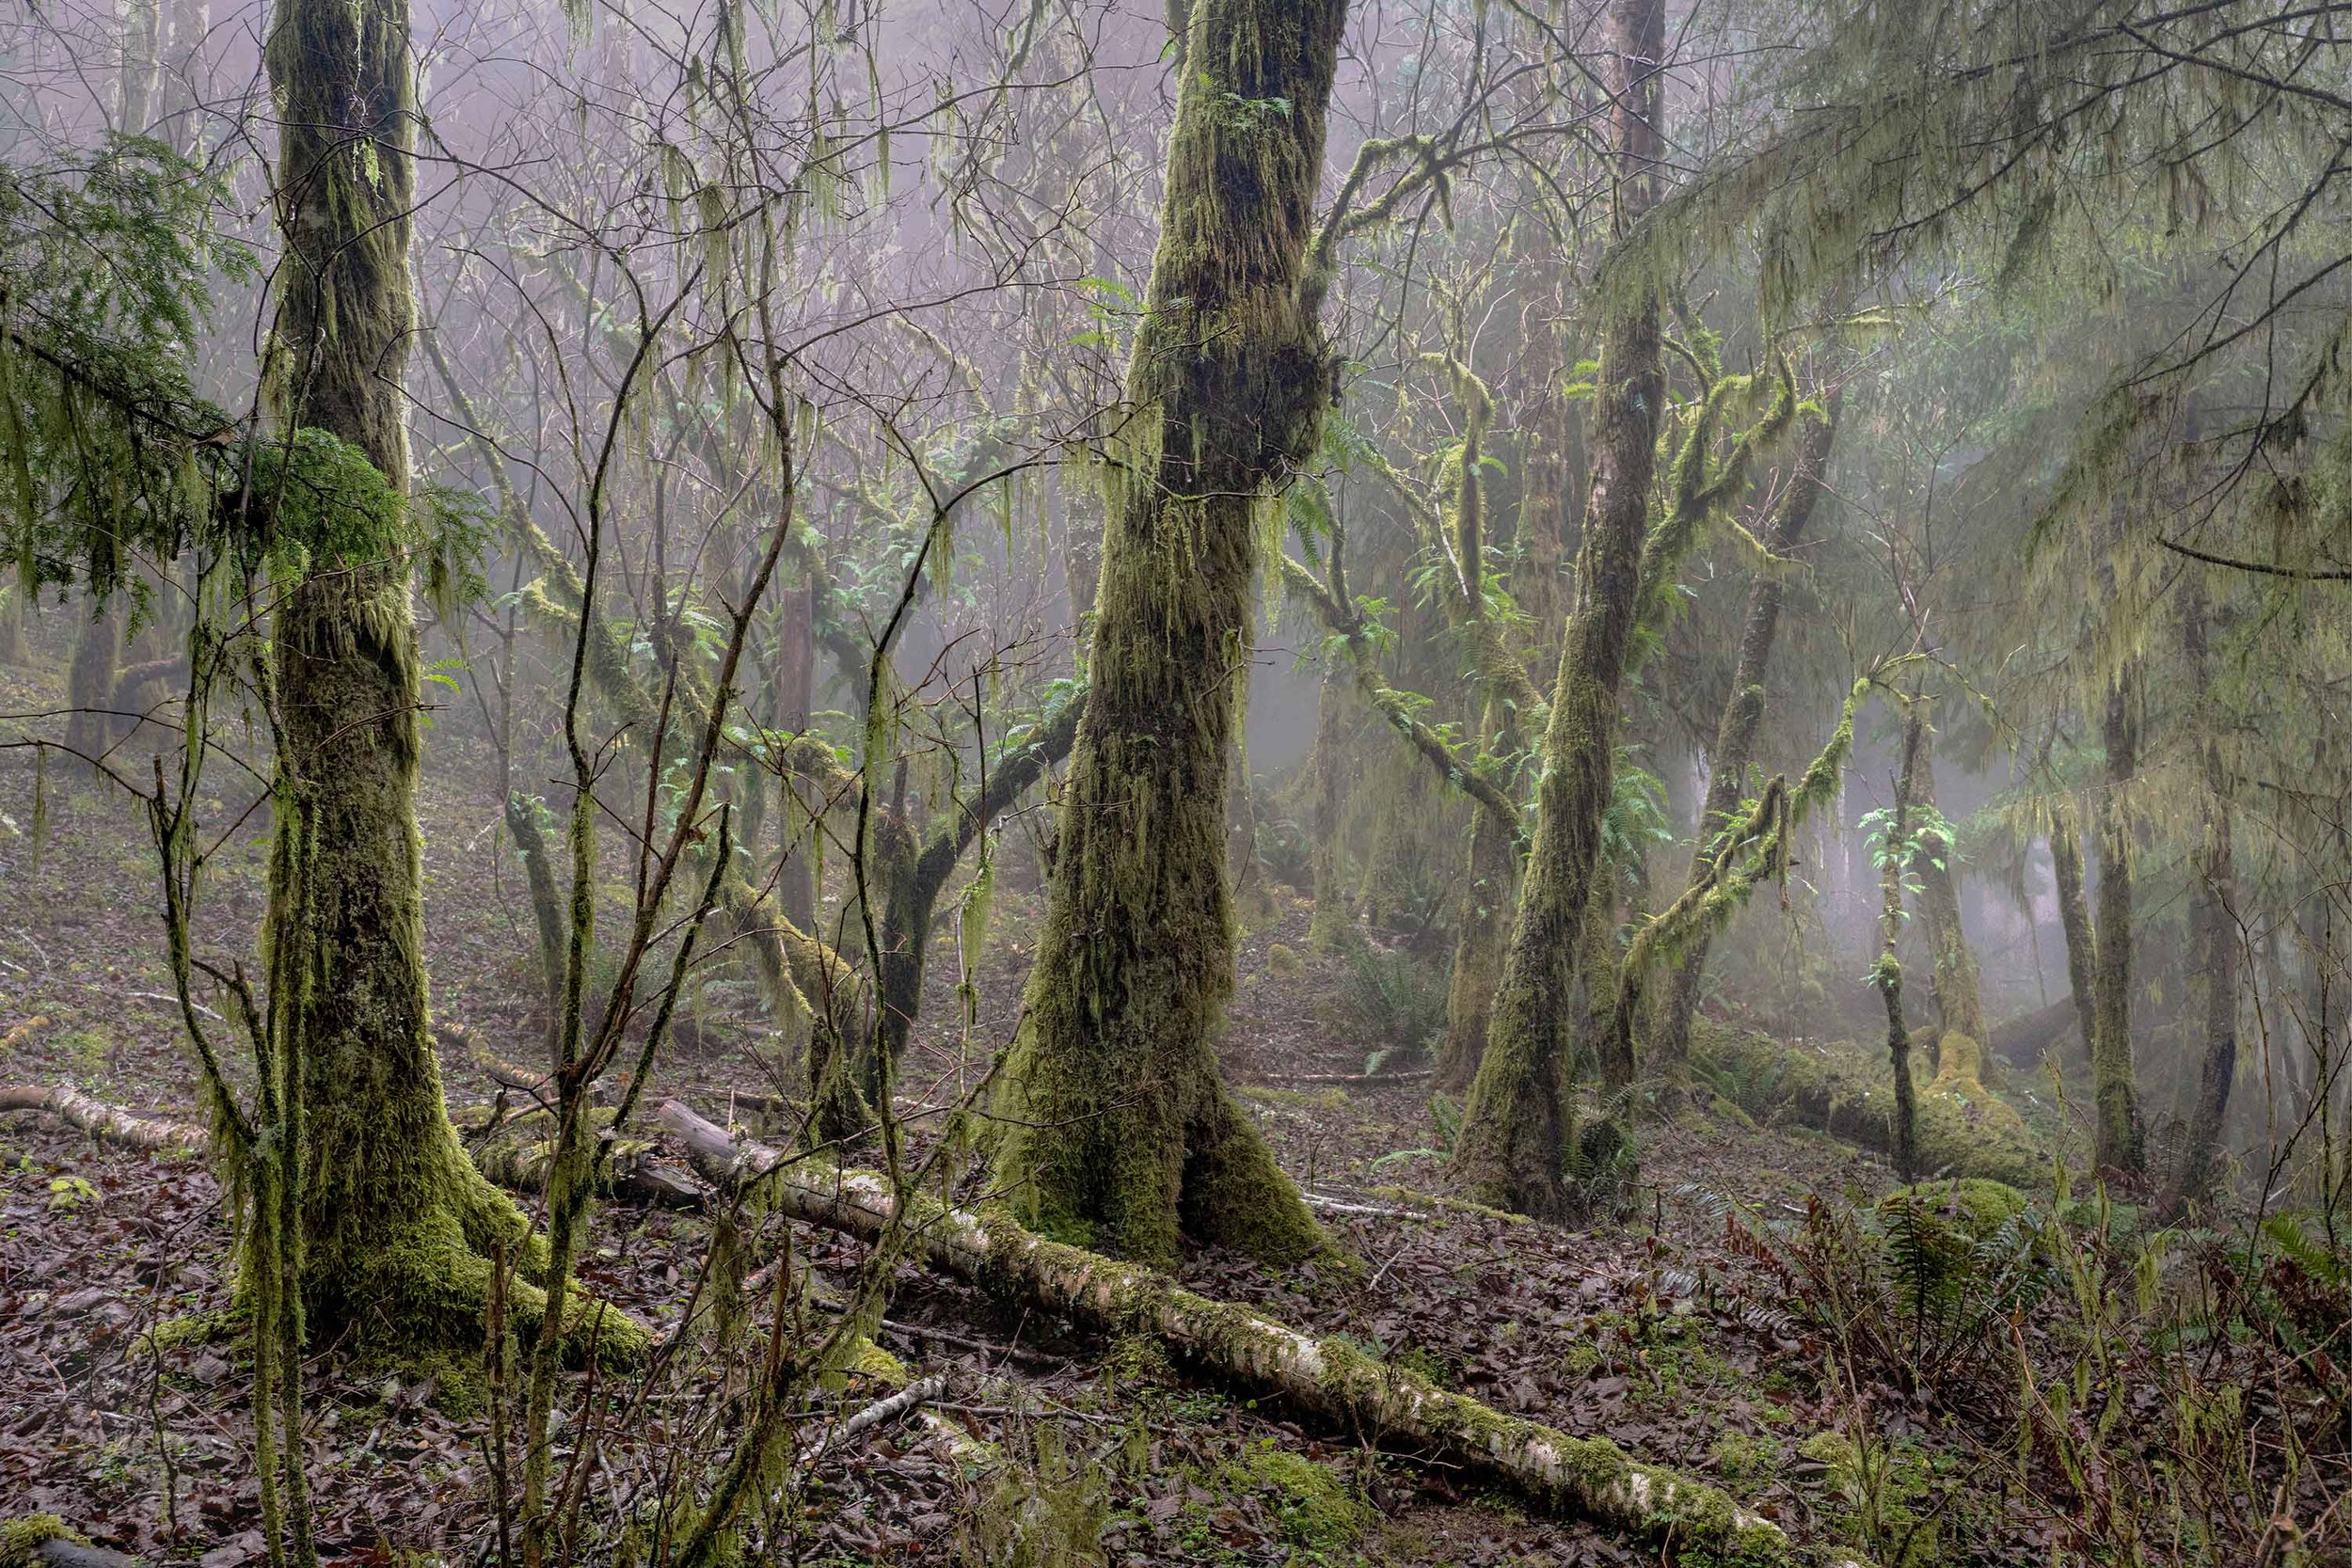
[
  {"left": 993, "top": 0, "right": 1347, "bottom": 1264},
  {"left": 1652, "top": 400, "right": 1836, "bottom": 1079},
  {"left": 1306, "top": 657, "right": 1353, "bottom": 950},
  {"left": 62, "top": 595, "right": 124, "bottom": 769},
  {"left": 262, "top": 0, "right": 538, "bottom": 1370},
  {"left": 1874, "top": 701, "right": 1926, "bottom": 1182},
  {"left": 2179, "top": 572, "right": 2238, "bottom": 1202},
  {"left": 2091, "top": 671, "right": 2143, "bottom": 1174},
  {"left": 1909, "top": 708, "right": 1990, "bottom": 1085},
  {"left": 2049, "top": 798, "right": 2100, "bottom": 1062},
  {"left": 1436, "top": 699, "right": 1518, "bottom": 1092},
  {"left": 1451, "top": 0, "right": 1666, "bottom": 1218}
]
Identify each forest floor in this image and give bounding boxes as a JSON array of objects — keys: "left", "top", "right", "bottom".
[{"left": 0, "top": 653, "right": 2248, "bottom": 1568}]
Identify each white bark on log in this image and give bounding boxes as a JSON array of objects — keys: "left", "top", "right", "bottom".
[
  {"left": 656, "top": 1098, "right": 1857, "bottom": 1567},
  {"left": 0, "top": 1085, "right": 208, "bottom": 1153},
  {"left": 0, "top": 1085, "right": 701, "bottom": 1207}
]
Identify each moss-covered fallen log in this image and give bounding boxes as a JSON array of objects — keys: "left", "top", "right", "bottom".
[
  {"left": 0, "top": 1084, "right": 207, "bottom": 1154},
  {"left": 1, "top": 1085, "right": 704, "bottom": 1208},
  {"left": 1690, "top": 1023, "right": 2046, "bottom": 1187},
  {"left": 656, "top": 1099, "right": 1862, "bottom": 1567}
]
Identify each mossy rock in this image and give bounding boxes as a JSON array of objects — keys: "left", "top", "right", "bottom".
[
  {"left": 0, "top": 1517, "right": 80, "bottom": 1568},
  {"left": 1266, "top": 942, "right": 1303, "bottom": 979}
]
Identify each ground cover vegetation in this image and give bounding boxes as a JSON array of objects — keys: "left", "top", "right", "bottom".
[{"left": 0, "top": 0, "right": 2348, "bottom": 1562}]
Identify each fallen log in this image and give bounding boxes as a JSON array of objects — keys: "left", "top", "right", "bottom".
[
  {"left": 1, "top": 1085, "right": 704, "bottom": 1209},
  {"left": 1988, "top": 995, "right": 2079, "bottom": 1067},
  {"left": 656, "top": 1099, "right": 1853, "bottom": 1567},
  {"left": 1263, "top": 1068, "right": 1434, "bottom": 1086},
  {"left": 0, "top": 1085, "right": 207, "bottom": 1154},
  {"left": 1689, "top": 1024, "right": 2047, "bottom": 1187}
]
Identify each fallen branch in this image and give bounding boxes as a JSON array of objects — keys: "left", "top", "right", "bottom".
[
  {"left": 657, "top": 1099, "right": 1851, "bottom": 1566},
  {"left": 817, "top": 1374, "right": 946, "bottom": 1459},
  {"left": 1265, "top": 1069, "right": 1433, "bottom": 1086}
]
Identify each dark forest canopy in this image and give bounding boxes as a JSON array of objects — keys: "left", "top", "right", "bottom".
[{"left": 0, "top": 2, "right": 2347, "bottom": 1565}]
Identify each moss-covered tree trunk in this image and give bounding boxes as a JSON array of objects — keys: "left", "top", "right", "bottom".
[
  {"left": 2091, "top": 673, "right": 2143, "bottom": 1174},
  {"left": 1909, "top": 711, "right": 1990, "bottom": 1086},
  {"left": 1874, "top": 702, "right": 1926, "bottom": 1182},
  {"left": 2049, "top": 799, "right": 2100, "bottom": 1062},
  {"left": 262, "top": 0, "right": 535, "bottom": 1367},
  {"left": 777, "top": 578, "right": 818, "bottom": 929},
  {"left": 1436, "top": 700, "right": 1518, "bottom": 1092},
  {"left": 992, "top": 0, "right": 1346, "bottom": 1264},
  {"left": 1451, "top": 0, "right": 1665, "bottom": 1218},
  {"left": 2179, "top": 574, "right": 2238, "bottom": 1202},
  {"left": 1306, "top": 657, "right": 1353, "bottom": 950},
  {"left": 1651, "top": 401, "right": 1836, "bottom": 1078},
  {"left": 62, "top": 595, "right": 124, "bottom": 769}
]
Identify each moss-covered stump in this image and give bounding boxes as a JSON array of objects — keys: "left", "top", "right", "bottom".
[
  {"left": 1692, "top": 1023, "right": 2046, "bottom": 1187},
  {"left": 660, "top": 1100, "right": 1864, "bottom": 1567}
]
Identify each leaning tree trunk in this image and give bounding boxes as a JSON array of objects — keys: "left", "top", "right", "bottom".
[
  {"left": 2178, "top": 572, "right": 2238, "bottom": 1202},
  {"left": 1451, "top": 0, "right": 1666, "bottom": 1218},
  {"left": 1908, "top": 711, "right": 1991, "bottom": 1087},
  {"left": 261, "top": 0, "right": 537, "bottom": 1362},
  {"left": 1652, "top": 400, "right": 1836, "bottom": 1079},
  {"left": 992, "top": 0, "right": 1347, "bottom": 1265},
  {"left": 2091, "top": 671, "right": 2143, "bottom": 1175}
]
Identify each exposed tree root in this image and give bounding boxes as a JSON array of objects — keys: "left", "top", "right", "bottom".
[{"left": 657, "top": 1100, "right": 1859, "bottom": 1566}]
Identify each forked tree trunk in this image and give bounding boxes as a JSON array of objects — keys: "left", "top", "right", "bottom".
[
  {"left": 2091, "top": 672, "right": 2143, "bottom": 1174},
  {"left": 262, "top": 0, "right": 543, "bottom": 1362},
  {"left": 1452, "top": 0, "right": 1666, "bottom": 1218},
  {"left": 993, "top": 0, "right": 1346, "bottom": 1264},
  {"left": 1651, "top": 400, "right": 1836, "bottom": 1078}
]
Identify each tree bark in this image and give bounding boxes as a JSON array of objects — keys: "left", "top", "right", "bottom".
[
  {"left": 262, "top": 0, "right": 541, "bottom": 1361},
  {"left": 2091, "top": 673, "right": 2143, "bottom": 1174},
  {"left": 992, "top": 0, "right": 1347, "bottom": 1264},
  {"left": 1652, "top": 399, "right": 1837, "bottom": 1078},
  {"left": 659, "top": 1101, "right": 1836, "bottom": 1568},
  {"left": 1452, "top": 0, "right": 1666, "bottom": 1218}
]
